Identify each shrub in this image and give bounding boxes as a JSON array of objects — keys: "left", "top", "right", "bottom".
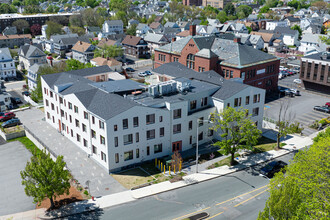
[{"left": 84, "top": 190, "right": 89, "bottom": 196}]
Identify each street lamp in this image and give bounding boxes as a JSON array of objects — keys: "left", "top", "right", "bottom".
[{"left": 196, "top": 118, "right": 213, "bottom": 173}]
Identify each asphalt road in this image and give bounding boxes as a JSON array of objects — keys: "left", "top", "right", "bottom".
[{"left": 65, "top": 153, "right": 296, "bottom": 220}]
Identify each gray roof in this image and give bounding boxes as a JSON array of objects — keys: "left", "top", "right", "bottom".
[
  {"left": 301, "top": 33, "right": 327, "bottom": 44},
  {"left": 274, "top": 27, "right": 298, "bottom": 36},
  {"left": 60, "top": 35, "right": 91, "bottom": 46},
  {"left": 90, "top": 79, "right": 145, "bottom": 93},
  {"left": 87, "top": 26, "right": 101, "bottom": 32},
  {"left": 136, "top": 23, "right": 149, "bottom": 30},
  {"left": 195, "top": 48, "right": 218, "bottom": 58},
  {"left": 304, "top": 52, "right": 330, "bottom": 62},
  {"left": 105, "top": 20, "right": 123, "bottom": 26},
  {"left": 212, "top": 80, "right": 249, "bottom": 100},
  {"left": 164, "top": 22, "right": 178, "bottom": 28},
  {"left": 286, "top": 16, "right": 300, "bottom": 22},
  {"left": 50, "top": 34, "right": 78, "bottom": 43},
  {"left": 19, "top": 44, "right": 45, "bottom": 58},
  {"left": 144, "top": 33, "right": 168, "bottom": 44},
  {"left": 29, "top": 64, "right": 44, "bottom": 74},
  {"left": 0, "top": 47, "right": 11, "bottom": 58},
  {"left": 249, "top": 35, "right": 262, "bottom": 44}
]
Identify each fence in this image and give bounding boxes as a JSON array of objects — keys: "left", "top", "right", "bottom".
[{"left": 126, "top": 59, "right": 153, "bottom": 69}]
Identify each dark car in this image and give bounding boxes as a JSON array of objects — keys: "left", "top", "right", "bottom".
[
  {"left": 11, "top": 97, "right": 22, "bottom": 104},
  {"left": 126, "top": 60, "right": 135, "bottom": 65},
  {"left": 0, "top": 112, "right": 15, "bottom": 122},
  {"left": 313, "top": 106, "right": 330, "bottom": 113},
  {"left": 260, "top": 160, "right": 288, "bottom": 178},
  {"left": 326, "top": 102, "right": 330, "bottom": 108},
  {"left": 22, "top": 91, "right": 30, "bottom": 96},
  {"left": 125, "top": 67, "right": 135, "bottom": 72},
  {"left": 2, "top": 118, "right": 20, "bottom": 128}
]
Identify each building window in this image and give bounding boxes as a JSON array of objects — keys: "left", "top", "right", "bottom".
[
  {"left": 186, "top": 54, "right": 195, "bottom": 69},
  {"left": 114, "top": 125, "right": 117, "bottom": 131},
  {"left": 101, "top": 152, "right": 106, "bottom": 162},
  {"left": 51, "top": 103, "right": 54, "bottom": 110},
  {"left": 59, "top": 97, "right": 63, "bottom": 104},
  {"left": 227, "top": 103, "right": 230, "bottom": 107},
  {"left": 92, "top": 145, "right": 97, "bottom": 154},
  {"left": 252, "top": 107, "right": 259, "bottom": 116},
  {"left": 135, "top": 132, "right": 139, "bottom": 142},
  {"left": 173, "top": 109, "right": 181, "bottom": 119},
  {"left": 160, "top": 127, "right": 164, "bottom": 137},
  {"left": 99, "top": 121, "right": 104, "bottom": 129},
  {"left": 253, "top": 94, "right": 260, "bottom": 103},
  {"left": 230, "top": 71, "right": 233, "bottom": 78},
  {"left": 68, "top": 102, "right": 72, "bottom": 109},
  {"left": 226, "top": 70, "right": 229, "bottom": 78},
  {"left": 246, "top": 96, "right": 250, "bottom": 105},
  {"left": 146, "top": 114, "right": 155, "bottom": 124},
  {"left": 234, "top": 97, "right": 242, "bottom": 107},
  {"left": 124, "top": 150, "right": 133, "bottom": 161},
  {"left": 100, "top": 135, "right": 105, "bottom": 145},
  {"left": 146, "top": 129, "right": 155, "bottom": 140},
  {"left": 136, "top": 149, "right": 140, "bottom": 158},
  {"left": 74, "top": 106, "right": 78, "bottom": 113},
  {"left": 208, "top": 129, "right": 214, "bottom": 137},
  {"left": 84, "top": 111, "right": 88, "bottom": 119},
  {"left": 147, "top": 146, "right": 150, "bottom": 156},
  {"left": 189, "top": 121, "right": 193, "bottom": 130},
  {"left": 115, "top": 153, "right": 119, "bottom": 163},
  {"left": 201, "top": 97, "right": 208, "bottom": 107},
  {"left": 133, "top": 117, "right": 139, "bottom": 127},
  {"left": 198, "top": 67, "right": 205, "bottom": 72},
  {"left": 83, "top": 139, "right": 88, "bottom": 147},
  {"left": 91, "top": 129, "right": 96, "bottom": 138},
  {"left": 173, "top": 124, "right": 181, "bottom": 134},
  {"left": 159, "top": 116, "right": 163, "bottom": 122},
  {"left": 190, "top": 100, "right": 196, "bottom": 110},
  {"left": 75, "top": 119, "right": 79, "bottom": 128},
  {"left": 92, "top": 116, "right": 95, "bottom": 124},
  {"left": 46, "top": 99, "right": 49, "bottom": 106},
  {"left": 154, "top": 144, "right": 162, "bottom": 153},
  {"left": 190, "top": 136, "right": 192, "bottom": 144},
  {"left": 199, "top": 117, "right": 204, "bottom": 127},
  {"left": 50, "top": 91, "right": 53, "bottom": 98},
  {"left": 123, "top": 119, "right": 128, "bottom": 129},
  {"left": 124, "top": 134, "right": 133, "bottom": 145},
  {"left": 71, "top": 129, "right": 73, "bottom": 137},
  {"left": 77, "top": 134, "right": 80, "bottom": 142},
  {"left": 198, "top": 132, "right": 203, "bottom": 140},
  {"left": 114, "top": 137, "right": 118, "bottom": 147},
  {"left": 47, "top": 112, "right": 50, "bottom": 119},
  {"left": 69, "top": 115, "right": 72, "bottom": 123},
  {"left": 82, "top": 123, "right": 86, "bottom": 132}
]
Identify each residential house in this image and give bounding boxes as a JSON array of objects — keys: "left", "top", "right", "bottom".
[
  {"left": 97, "top": 38, "right": 120, "bottom": 48},
  {"left": 164, "top": 22, "right": 180, "bottom": 29},
  {"left": 52, "top": 34, "right": 92, "bottom": 57},
  {"left": 250, "top": 31, "right": 275, "bottom": 49},
  {"left": 300, "top": 17, "right": 323, "bottom": 34},
  {"left": 144, "top": 33, "right": 169, "bottom": 53},
  {"left": 161, "top": 27, "right": 181, "bottom": 40},
  {"left": 298, "top": 33, "right": 328, "bottom": 55},
  {"left": 177, "top": 21, "right": 190, "bottom": 31},
  {"left": 72, "top": 41, "right": 96, "bottom": 63},
  {"left": 230, "top": 23, "right": 249, "bottom": 34},
  {"left": 41, "top": 64, "right": 265, "bottom": 172},
  {"left": 45, "top": 34, "right": 78, "bottom": 53},
  {"left": 128, "top": 19, "right": 139, "bottom": 27},
  {"left": 207, "top": 19, "right": 220, "bottom": 26},
  {"left": 0, "top": 47, "right": 16, "bottom": 79},
  {"left": 155, "top": 26, "right": 280, "bottom": 93},
  {"left": 18, "top": 44, "right": 47, "bottom": 70},
  {"left": 197, "top": 26, "right": 219, "bottom": 36},
  {"left": 266, "top": 20, "right": 288, "bottom": 30},
  {"left": 300, "top": 51, "right": 330, "bottom": 94},
  {"left": 121, "top": 35, "right": 149, "bottom": 58},
  {"left": 90, "top": 57, "right": 123, "bottom": 72},
  {"left": 86, "top": 27, "right": 102, "bottom": 36},
  {"left": 149, "top": 22, "right": 163, "bottom": 32},
  {"left": 273, "top": 26, "right": 299, "bottom": 46},
  {"left": 0, "top": 34, "right": 32, "bottom": 49},
  {"left": 2, "top": 26, "right": 17, "bottom": 35},
  {"left": 285, "top": 16, "right": 300, "bottom": 27},
  {"left": 176, "top": 30, "right": 190, "bottom": 40},
  {"left": 27, "top": 63, "right": 48, "bottom": 91},
  {"left": 100, "top": 20, "right": 124, "bottom": 39},
  {"left": 136, "top": 24, "right": 151, "bottom": 37},
  {"left": 248, "top": 35, "right": 264, "bottom": 50}
]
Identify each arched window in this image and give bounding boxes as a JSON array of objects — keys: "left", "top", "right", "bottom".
[{"left": 186, "top": 54, "right": 195, "bottom": 69}]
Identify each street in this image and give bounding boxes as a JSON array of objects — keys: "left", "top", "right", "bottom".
[{"left": 65, "top": 153, "right": 295, "bottom": 220}]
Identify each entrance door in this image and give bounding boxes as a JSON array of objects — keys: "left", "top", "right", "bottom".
[
  {"left": 58, "top": 119, "right": 61, "bottom": 132},
  {"left": 172, "top": 141, "right": 182, "bottom": 152}
]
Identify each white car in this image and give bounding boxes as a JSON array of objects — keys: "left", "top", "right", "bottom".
[{"left": 293, "top": 79, "right": 301, "bottom": 84}]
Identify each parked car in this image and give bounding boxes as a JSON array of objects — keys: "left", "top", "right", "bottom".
[
  {"left": 287, "top": 70, "right": 294, "bottom": 76},
  {"left": 126, "top": 60, "right": 134, "bottom": 65},
  {"left": 125, "top": 67, "right": 135, "bottom": 72},
  {"left": 325, "top": 102, "right": 330, "bottom": 108},
  {"left": 260, "top": 160, "right": 288, "bottom": 178},
  {"left": 144, "top": 70, "right": 152, "bottom": 75},
  {"left": 293, "top": 79, "right": 301, "bottom": 84},
  {"left": 138, "top": 72, "right": 147, "bottom": 77},
  {"left": 2, "top": 118, "right": 20, "bottom": 128},
  {"left": 290, "top": 89, "right": 300, "bottom": 96},
  {"left": 11, "top": 97, "right": 22, "bottom": 104},
  {"left": 0, "top": 112, "right": 16, "bottom": 122},
  {"left": 280, "top": 70, "right": 288, "bottom": 77},
  {"left": 278, "top": 73, "right": 284, "bottom": 80},
  {"left": 313, "top": 106, "right": 330, "bottom": 113},
  {"left": 22, "top": 91, "right": 30, "bottom": 96}
]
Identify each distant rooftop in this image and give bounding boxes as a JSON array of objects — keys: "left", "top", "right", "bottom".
[{"left": 90, "top": 79, "right": 145, "bottom": 93}]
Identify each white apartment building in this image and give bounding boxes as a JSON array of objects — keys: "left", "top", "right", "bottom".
[
  {"left": 41, "top": 63, "right": 265, "bottom": 172},
  {"left": 266, "top": 21, "right": 288, "bottom": 31},
  {"left": 0, "top": 47, "right": 16, "bottom": 79}
]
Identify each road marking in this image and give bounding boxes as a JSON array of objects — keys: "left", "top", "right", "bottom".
[
  {"left": 172, "top": 207, "right": 211, "bottom": 220},
  {"left": 205, "top": 211, "right": 224, "bottom": 220},
  {"left": 154, "top": 195, "right": 184, "bottom": 205},
  {"left": 234, "top": 188, "right": 269, "bottom": 207},
  {"left": 215, "top": 184, "right": 269, "bottom": 206}
]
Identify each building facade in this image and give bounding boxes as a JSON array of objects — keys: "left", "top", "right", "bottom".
[
  {"left": 0, "top": 34, "right": 32, "bottom": 49},
  {"left": 41, "top": 64, "right": 265, "bottom": 172},
  {"left": 18, "top": 44, "right": 47, "bottom": 70},
  {"left": 182, "top": 0, "right": 203, "bottom": 6},
  {"left": 300, "top": 52, "right": 330, "bottom": 94},
  {"left": 72, "top": 41, "right": 96, "bottom": 64},
  {"left": 121, "top": 35, "right": 149, "bottom": 59},
  {"left": 0, "top": 47, "right": 16, "bottom": 79},
  {"left": 202, "top": 0, "right": 231, "bottom": 9}
]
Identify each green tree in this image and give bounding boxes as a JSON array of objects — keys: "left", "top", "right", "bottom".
[
  {"left": 265, "top": 0, "right": 278, "bottom": 7},
  {"left": 223, "top": 3, "right": 235, "bottom": 16},
  {"left": 69, "top": 14, "right": 84, "bottom": 28},
  {"left": 12, "top": 0, "right": 22, "bottom": 7},
  {"left": 147, "top": 14, "right": 156, "bottom": 24},
  {"left": 216, "top": 11, "right": 228, "bottom": 24},
  {"left": 69, "top": 26, "right": 85, "bottom": 36},
  {"left": 94, "top": 45, "right": 123, "bottom": 58},
  {"left": 258, "top": 128, "right": 330, "bottom": 220},
  {"left": 65, "top": 59, "right": 94, "bottom": 71},
  {"left": 235, "top": 5, "right": 253, "bottom": 19},
  {"left": 246, "top": 26, "right": 252, "bottom": 33},
  {"left": 109, "top": 0, "right": 129, "bottom": 12},
  {"left": 20, "top": 150, "right": 71, "bottom": 209},
  {"left": 23, "top": 5, "right": 43, "bottom": 14},
  {"left": 0, "top": 3, "right": 17, "bottom": 13},
  {"left": 82, "top": 8, "right": 104, "bottom": 27},
  {"left": 320, "top": 35, "right": 330, "bottom": 45},
  {"left": 12, "top": 19, "right": 29, "bottom": 34},
  {"left": 126, "top": 23, "right": 137, "bottom": 36},
  {"left": 259, "top": 6, "right": 270, "bottom": 13},
  {"left": 85, "top": 0, "right": 100, "bottom": 8},
  {"left": 45, "top": 21, "right": 63, "bottom": 39},
  {"left": 211, "top": 107, "right": 261, "bottom": 166},
  {"left": 291, "top": 24, "right": 302, "bottom": 39}
]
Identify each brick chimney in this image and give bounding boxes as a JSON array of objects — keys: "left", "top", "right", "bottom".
[
  {"left": 234, "top": 37, "right": 241, "bottom": 43},
  {"left": 172, "top": 37, "right": 176, "bottom": 42},
  {"left": 79, "top": 41, "right": 82, "bottom": 45},
  {"left": 189, "top": 25, "right": 196, "bottom": 36}
]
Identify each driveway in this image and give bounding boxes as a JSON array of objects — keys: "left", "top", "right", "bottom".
[
  {"left": 0, "top": 141, "right": 35, "bottom": 216},
  {"left": 15, "top": 108, "right": 127, "bottom": 197}
]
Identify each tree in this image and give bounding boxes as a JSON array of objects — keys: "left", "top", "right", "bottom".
[
  {"left": 23, "top": 5, "right": 43, "bottom": 14},
  {"left": 311, "top": 1, "right": 327, "bottom": 13},
  {"left": 265, "top": 0, "right": 278, "bottom": 8},
  {"left": 94, "top": 45, "right": 123, "bottom": 58},
  {"left": 235, "top": 5, "right": 253, "bottom": 19},
  {"left": 171, "top": 151, "right": 182, "bottom": 172},
  {"left": 147, "top": 14, "right": 156, "bottom": 24},
  {"left": 49, "top": 16, "right": 69, "bottom": 26},
  {"left": 211, "top": 107, "right": 261, "bottom": 166},
  {"left": 126, "top": 23, "right": 137, "bottom": 36},
  {"left": 259, "top": 6, "right": 270, "bottom": 13},
  {"left": 0, "top": 3, "right": 17, "bottom": 13},
  {"left": 109, "top": 0, "right": 129, "bottom": 12},
  {"left": 45, "top": 21, "right": 63, "bottom": 39},
  {"left": 258, "top": 128, "right": 330, "bottom": 219},
  {"left": 30, "top": 24, "right": 41, "bottom": 36},
  {"left": 20, "top": 150, "right": 71, "bottom": 209},
  {"left": 69, "top": 14, "right": 84, "bottom": 28},
  {"left": 65, "top": 59, "right": 94, "bottom": 71},
  {"left": 291, "top": 24, "right": 302, "bottom": 39},
  {"left": 223, "top": 3, "right": 235, "bottom": 16},
  {"left": 320, "top": 35, "right": 330, "bottom": 45},
  {"left": 85, "top": 0, "right": 99, "bottom": 8},
  {"left": 81, "top": 8, "right": 104, "bottom": 27},
  {"left": 69, "top": 26, "right": 85, "bottom": 36},
  {"left": 12, "top": 19, "right": 29, "bottom": 34},
  {"left": 216, "top": 11, "right": 228, "bottom": 24},
  {"left": 246, "top": 26, "right": 252, "bottom": 33}
]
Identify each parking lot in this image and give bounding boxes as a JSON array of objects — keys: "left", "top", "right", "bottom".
[{"left": 264, "top": 73, "right": 329, "bottom": 136}]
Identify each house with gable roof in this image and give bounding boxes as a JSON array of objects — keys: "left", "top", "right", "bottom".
[
  {"left": 18, "top": 44, "right": 47, "bottom": 70},
  {"left": 0, "top": 47, "right": 16, "bottom": 79},
  {"left": 72, "top": 41, "right": 96, "bottom": 63}
]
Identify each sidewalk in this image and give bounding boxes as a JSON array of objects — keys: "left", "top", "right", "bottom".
[{"left": 2, "top": 124, "right": 317, "bottom": 220}]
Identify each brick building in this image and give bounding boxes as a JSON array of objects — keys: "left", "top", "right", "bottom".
[
  {"left": 202, "top": 0, "right": 231, "bottom": 9},
  {"left": 182, "top": 0, "right": 203, "bottom": 6},
  {"left": 155, "top": 26, "right": 280, "bottom": 93},
  {"left": 300, "top": 52, "right": 330, "bottom": 94}
]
